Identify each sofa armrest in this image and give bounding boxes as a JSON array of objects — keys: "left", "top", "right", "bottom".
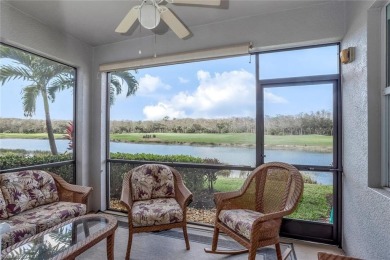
[{"left": 48, "top": 172, "right": 93, "bottom": 204}]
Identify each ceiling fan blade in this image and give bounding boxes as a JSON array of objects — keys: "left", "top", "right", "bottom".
[
  {"left": 115, "top": 6, "right": 140, "bottom": 33},
  {"left": 160, "top": 7, "right": 190, "bottom": 39},
  {"left": 169, "top": 0, "right": 221, "bottom": 6}
]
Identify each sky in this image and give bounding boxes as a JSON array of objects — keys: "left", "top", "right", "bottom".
[{"left": 0, "top": 45, "right": 338, "bottom": 121}]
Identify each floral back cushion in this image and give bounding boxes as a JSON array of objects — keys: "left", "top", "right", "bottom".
[
  {"left": 0, "top": 170, "right": 59, "bottom": 216},
  {"left": 0, "top": 190, "right": 9, "bottom": 219},
  {"left": 131, "top": 164, "right": 175, "bottom": 201},
  {"left": 151, "top": 165, "right": 175, "bottom": 199}
]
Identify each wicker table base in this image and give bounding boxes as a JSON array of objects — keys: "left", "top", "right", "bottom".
[{"left": 1, "top": 214, "right": 118, "bottom": 260}]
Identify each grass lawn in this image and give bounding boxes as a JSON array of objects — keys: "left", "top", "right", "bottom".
[
  {"left": 265, "top": 134, "right": 332, "bottom": 147},
  {"left": 0, "top": 133, "right": 64, "bottom": 139},
  {"left": 213, "top": 177, "right": 333, "bottom": 222},
  {"left": 289, "top": 184, "right": 333, "bottom": 221},
  {"left": 110, "top": 133, "right": 332, "bottom": 148},
  {"left": 111, "top": 132, "right": 255, "bottom": 146},
  {"left": 1, "top": 132, "right": 332, "bottom": 149},
  {"left": 213, "top": 176, "right": 245, "bottom": 191}
]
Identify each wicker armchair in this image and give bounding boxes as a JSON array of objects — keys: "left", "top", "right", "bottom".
[
  {"left": 205, "top": 162, "right": 304, "bottom": 260},
  {"left": 120, "top": 164, "right": 193, "bottom": 260}
]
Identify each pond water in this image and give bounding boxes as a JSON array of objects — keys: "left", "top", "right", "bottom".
[{"left": 1, "top": 138, "right": 333, "bottom": 184}]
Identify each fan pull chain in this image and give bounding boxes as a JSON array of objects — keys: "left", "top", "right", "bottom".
[
  {"left": 154, "top": 33, "right": 157, "bottom": 58},
  {"left": 154, "top": 6, "right": 157, "bottom": 58},
  {"left": 139, "top": 8, "right": 143, "bottom": 55},
  {"left": 249, "top": 54, "right": 252, "bottom": 64}
]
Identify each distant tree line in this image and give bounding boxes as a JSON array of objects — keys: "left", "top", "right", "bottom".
[
  {"left": 265, "top": 110, "right": 333, "bottom": 136},
  {"left": 0, "top": 118, "right": 70, "bottom": 134},
  {"left": 110, "top": 117, "right": 256, "bottom": 134},
  {"left": 0, "top": 110, "right": 332, "bottom": 136}
]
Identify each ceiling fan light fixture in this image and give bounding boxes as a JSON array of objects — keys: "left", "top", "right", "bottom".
[
  {"left": 116, "top": 0, "right": 221, "bottom": 39},
  {"left": 139, "top": 4, "right": 160, "bottom": 29}
]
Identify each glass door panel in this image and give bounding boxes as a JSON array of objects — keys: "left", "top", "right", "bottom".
[
  {"left": 263, "top": 84, "right": 334, "bottom": 167},
  {"left": 288, "top": 171, "right": 333, "bottom": 223}
]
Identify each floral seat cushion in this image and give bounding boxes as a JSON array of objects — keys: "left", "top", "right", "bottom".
[
  {"left": 132, "top": 198, "right": 183, "bottom": 227},
  {"left": 0, "top": 170, "right": 59, "bottom": 216},
  {"left": 131, "top": 164, "right": 175, "bottom": 201},
  {"left": 0, "top": 221, "right": 36, "bottom": 249},
  {"left": 9, "top": 201, "right": 86, "bottom": 233},
  {"left": 218, "top": 209, "right": 264, "bottom": 240}
]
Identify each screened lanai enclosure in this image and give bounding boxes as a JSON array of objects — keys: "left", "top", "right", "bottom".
[{"left": 1, "top": 43, "right": 341, "bottom": 244}]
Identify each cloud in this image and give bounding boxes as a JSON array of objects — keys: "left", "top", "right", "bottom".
[
  {"left": 264, "top": 91, "right": 288, "bottom": 104},
  {"left": 143, "top": 103, "right": 187, "bottom": 120},
  {"left": 143, "top": 69, "right": 255, "bottom": 120},
  {"left": 138, "top": 74, "right": 171, "bottom": 95},
  {"left": 178, "top": 77, "right": 189, "bottom": 84}
]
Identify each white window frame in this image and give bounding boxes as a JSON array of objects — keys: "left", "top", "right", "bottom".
[{"left": 382, "top": 2, "right": 390, "bottom": 187}]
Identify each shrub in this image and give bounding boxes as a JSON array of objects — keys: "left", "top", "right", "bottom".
[
  {"left": 109, "top": 153, "right": 221, "bottom": 201},
  {"left": 0, "top": 152, "right": 74, "bottom": 183},
  {"left": 1, "top": 151, "right": 221, "bottom": 206}
]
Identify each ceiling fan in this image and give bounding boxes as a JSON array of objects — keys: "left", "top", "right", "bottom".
[{"left": 115, "top": 0, "right": 221, "bottom": 39}]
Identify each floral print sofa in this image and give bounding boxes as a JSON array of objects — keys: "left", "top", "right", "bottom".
[{"left": 0, "top": 170, "right": 92, "bottom": 249}]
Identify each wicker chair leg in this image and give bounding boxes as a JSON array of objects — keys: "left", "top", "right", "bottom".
[
  {"left": 183, "top": 225, "right": 190, "bottom": 250},
  {"left": 125, "top": 230, "right": 133, "bottom": 260},
  {"left": 275, "top": 243, "right": 282, "bottom": 260},
  {"left": 211, "top": 226, "right": 220, "bottom": 251},
  {"left": 205, "top": 224, "right": 249, "bottom": 255},
  {"left": 248, "top": 245, "right": 257, "bottom": 260}
]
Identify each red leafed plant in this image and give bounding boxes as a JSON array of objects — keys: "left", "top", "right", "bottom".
[{"left": 63, "top": 121, "right": 73, "bottom": 150}]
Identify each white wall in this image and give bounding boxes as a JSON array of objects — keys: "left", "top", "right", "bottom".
[
  {"left": 341, "top": 1, "right": 390, "bottom": 259},
  {"left": 90, "top": 1, "right": 347, "bottom": 211},
  {"left": 0, "top": 3, "right": 93, "bottom": 187}
]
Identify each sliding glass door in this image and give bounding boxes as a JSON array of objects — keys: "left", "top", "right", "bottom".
[{"left": 257, "top": 44, "right": 341, "bottom": 244}]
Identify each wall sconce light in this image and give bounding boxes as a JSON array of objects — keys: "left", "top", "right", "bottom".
[{"left": 340, "top": 47, "right": 355, "bottom": 64}]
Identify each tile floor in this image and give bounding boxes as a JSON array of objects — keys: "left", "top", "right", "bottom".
[{"left": 103, "top": 212, "right": 345, "bottom": 260}]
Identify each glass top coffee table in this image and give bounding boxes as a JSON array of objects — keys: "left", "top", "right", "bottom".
[{"left": 1, "top": 214, "right": 118, "bottom": 260}]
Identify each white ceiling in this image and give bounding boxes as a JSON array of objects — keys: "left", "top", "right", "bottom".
[{"left": 3, "top": 0, "right": 332, "bottom": 47}]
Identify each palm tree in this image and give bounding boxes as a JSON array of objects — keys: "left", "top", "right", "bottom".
[
  {"left": 0, "top": 44, "right": 139, "bottom": 155},
  {"left": 63, "top": 72, "right": 139, "bottom": 150},
  {"left": 109, "top": 70, "right": 138, "bottom": 105},
  {"left": 0, "top": 45, "right": 74, "bottom": 155}
]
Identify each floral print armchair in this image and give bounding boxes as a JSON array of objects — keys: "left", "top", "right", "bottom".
[{"left": 120, "top": 164, "right": 193, "bottom": 260}]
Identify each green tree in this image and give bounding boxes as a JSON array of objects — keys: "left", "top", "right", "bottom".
[
  {"left": 0, "top": 45, "right": 74, "bottom": 155},
  {"left": 0, "top": 45, "right": 139, "bottom": 155},
  {"left": 109, "top": 70, "right": 138, "bottom": 106}
]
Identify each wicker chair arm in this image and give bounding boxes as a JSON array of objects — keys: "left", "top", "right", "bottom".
[
  {"left": 254, "top": 210, "right": 287, "bottom": 224},
  {"left": 214, "top": 190, "right": 241, "bottom": 207},
  {"left": 176, "top": 182, "right": 193, "bottom": 209},
  {"left": 169, "top": 166, "right": 192, "bottom": 209},
  {"left": 120, "top": 185, "right": 133, "bottom": 211},
  {"left": 48, "top": 172, "right": 92, "bottom": 204},
  {"left": 119, "top": 198, "right": 133, "bottom": 227},
  {"left": 120, "top": 199, "right": 132, "bottom": 211}
]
